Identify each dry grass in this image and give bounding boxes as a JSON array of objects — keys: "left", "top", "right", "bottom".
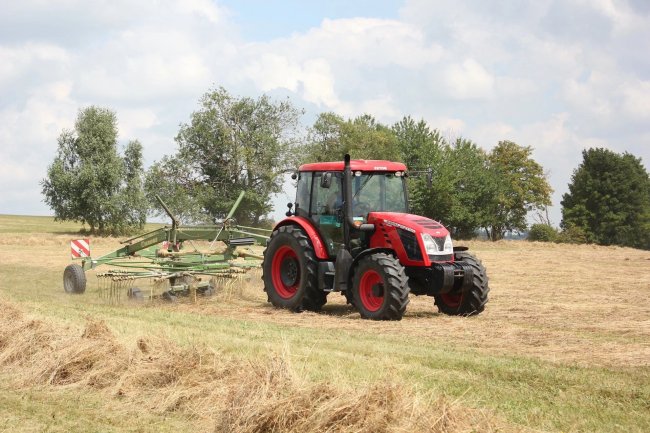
[
  {"left": 0, "top": 301, "right": 508, "bottom": 433},
  {"left": 1, "top": 215, "right": 649, "bottom": 432},
  {"left": 171, "top": 241, "right": 650, "bottom": 368}
]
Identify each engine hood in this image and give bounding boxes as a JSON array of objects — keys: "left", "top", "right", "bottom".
[{"left": 367, "top": 212, "right": 450, "bottom": 238}]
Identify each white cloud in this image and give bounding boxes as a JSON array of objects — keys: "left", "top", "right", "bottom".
[
  {"left": 1, "top": 0, "right": 649, "bottom": 222},
  {"left": 428, "top": 117, "right": 467, "bottom": 139},
  {"left": 240, "top": 17, "right": 444, "bottom": 116},
  {"left": 300, "top": 58, "right": 341, "bottom": 108},
  {"left": 563, "top": 73, "right": 615, "bottom": 119},
  {"left": 177, "top": 0, "right": 222, "bottom": 23},
  {"left": 443, "top": 59, "right": 495, "bottom": 100},
  {"left": 622, "top": 80, "right": 650, "bottom": 120},
  {"left": 118, "top": 108, "right": 159, "bottom": 141},
  {"left": 244, "top": 54, "right": 301, "bottom": 93},
  {"left": 472, "top": 122, "right": 516, "bottom": 149},
  {"left": 0, "top": 43, "right": 70, "bottom": 91}
]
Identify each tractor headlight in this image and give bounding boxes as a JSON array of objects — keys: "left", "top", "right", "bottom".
[{"left": 421, "top": 233, "right": 453, "bottom": 256}]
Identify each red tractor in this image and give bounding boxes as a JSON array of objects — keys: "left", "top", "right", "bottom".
[{"left": 262, "top": 155, "right": 489, "bottom": 320}]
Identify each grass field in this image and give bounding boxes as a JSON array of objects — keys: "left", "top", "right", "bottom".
[{"left": 0, "top": 214, "right": 648, "bottom": 432}]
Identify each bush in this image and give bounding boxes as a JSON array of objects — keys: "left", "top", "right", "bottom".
[
  {"left": 527, "top": 224, "right": 558, "bottom": 242},
  {"left": 556, "top": 224, "right": 589, "bottom": 244}
]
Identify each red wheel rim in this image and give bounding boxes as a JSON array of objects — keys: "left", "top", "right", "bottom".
[
  {"left": 359, "top": 269, "right": 384, "bottom": 312},
  {"left": 440, "top": 292, "right": 462, "bottom": 308},
  {"left": 271, "top": 246, "right": 300, "bottom": 299}
]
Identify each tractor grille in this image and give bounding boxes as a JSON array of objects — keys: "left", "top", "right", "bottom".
[
  {"left": 428, "top": 254, "right": 453, "bottom": 262},
  {"left": 411, "top": 218, "right": 443, "bottom": 229},
  {"left": 397, "top": 228, "right": 423, "bottom": 261}
]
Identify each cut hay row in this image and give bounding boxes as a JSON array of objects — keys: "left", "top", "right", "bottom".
[{"left": 0, "top": 301, "right": 511, "bottom": 433}]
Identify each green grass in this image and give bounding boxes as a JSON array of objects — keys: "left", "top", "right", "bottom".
[
  {"left": 0, "top": 214, "right": 164, "bottom": 234},
  {"left": 1, "top": 214, "right": 649, "bottom": 432},
  {"left": 0, "top": 214, "right": 83, "bottom": 234},
  {"left": 4, "top": 270, "right": 648, "bottom": 432}
]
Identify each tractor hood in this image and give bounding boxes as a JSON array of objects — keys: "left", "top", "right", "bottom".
[
  {"left": 367, "top": 212, "right": 454, "bottom": 264},
  {"left": 367, "top": 212, "right": 450, "bottom": 238}
]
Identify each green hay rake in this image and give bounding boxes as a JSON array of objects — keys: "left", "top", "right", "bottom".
[{"left": 62, "top": 192, "right": 271, "bottom": 302}]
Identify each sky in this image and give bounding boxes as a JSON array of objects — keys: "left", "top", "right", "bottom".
[{"left": 1, "top": 0, "right": 649, "bottom": 226}]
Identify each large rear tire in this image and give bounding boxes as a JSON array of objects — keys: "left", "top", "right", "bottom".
[
  {"left": 352, "top": 253, "right": 409, "bottom": 320},
  {"left": 434, "top": 251, "right": 489, "bottom": 316},
  {"left": 63, "top": 264, "right": 86, "bottom": 294},
  {"left": 262, "top": 225, "right": 325, "bottom": 312}
]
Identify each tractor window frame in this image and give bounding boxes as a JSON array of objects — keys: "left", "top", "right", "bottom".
[
  {"left": 352, "top": 172, "right": 408, "bottom": 215},
  {"left": 310, "top": 172, "right": 343, "bottom": 217},
  {"left": 294, "top": 171, "right": 313, "bottom": 218},
  {"left": 310, "top": 171, "right": 344, "bottom": 256}
]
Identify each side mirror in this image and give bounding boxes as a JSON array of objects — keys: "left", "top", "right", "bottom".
[{"left": 320, "top": 172, "right": 332, "bottom": 189}]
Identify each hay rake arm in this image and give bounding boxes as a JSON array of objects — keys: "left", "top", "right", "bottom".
[{"left": 63, "top": 191, "right": 271, "bottom": 299}]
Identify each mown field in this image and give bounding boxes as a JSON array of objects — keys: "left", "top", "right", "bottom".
[{"left": 0, "top": 214, "right": 648, "bottom": 432}]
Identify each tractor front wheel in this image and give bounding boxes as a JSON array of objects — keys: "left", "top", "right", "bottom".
[
  {"left": 262, "top": 225, "right": 324, "bottom": 312},
  {"left": 352, "top": 253, "right": 409, "bottom": 320},
  {"left": 63, "top": 264, "right": 86, "bottom": 294},
  {"left": 434, "top": 251, "right": 489, "bottom": 316}
]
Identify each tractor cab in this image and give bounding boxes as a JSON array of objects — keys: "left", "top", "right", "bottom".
[
  {"left": 262, "top": 155, "right": 489, "bottom": 320},
  {"left": 293, "top": 160, "right": 408, "bottom": 258}
]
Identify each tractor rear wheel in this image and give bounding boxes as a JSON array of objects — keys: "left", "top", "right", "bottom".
[
  {"left": 63, "top": 264, "right": 86, "bottom": 294},
  {"left": 434, "top": 252, "right": 489, "bottom": 316},
  {"left": 352, "top": 253, "right": 409, "bottom": 320},
  {"left": 262, "top": 225, "right": 324, "bottom": 312}
]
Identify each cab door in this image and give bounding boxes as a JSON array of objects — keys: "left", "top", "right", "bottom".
[{"left": 310, "top": 172, "right": 344, "bottom": 257}]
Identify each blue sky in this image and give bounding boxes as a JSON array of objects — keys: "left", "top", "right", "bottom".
[
  {"left": 1, "top": 0, "right": 649, "bottom": 226},
  {"left": 221, "top": 1, "right": 401, "bottom": 40}
]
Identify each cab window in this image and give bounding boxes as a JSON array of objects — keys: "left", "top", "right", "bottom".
[{"left": 310, "top": 172, "right": 344, "bottom": 256}]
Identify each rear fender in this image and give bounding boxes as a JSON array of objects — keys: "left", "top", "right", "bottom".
[{"left": 274, "top": 217, "right": 329, "bottom": 259}]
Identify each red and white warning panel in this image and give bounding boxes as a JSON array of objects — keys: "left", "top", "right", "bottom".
[{"left": 71, "top": 238, "right": 90, "bottom": 258}]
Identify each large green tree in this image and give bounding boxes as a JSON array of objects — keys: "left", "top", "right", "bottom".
[
  {"left": 41, "top": 106, "right": 147, "bottom": 234},
  {"left": 485, "top": 141, "right": 553, "bottom": 241},
  {"left": 401, "top": 131, "right": 494, "bottom": 239},
  {"left": 146, "top": 87, "right": 302, "bottom": 225},
  {"left": 561, "top": 148, "right": 650, "bottom": 249},
  {"left": 392, "top": 116, "right": 443, "bottom": 170},
  {"left": 393, "top": 117, "right": 499, "bottom": 239},
  {"left": 303, "top": 113, "right": 399, "bottom": 163},
  {"left": 116, "top": 140, "right": 148, "bottom": 232}
]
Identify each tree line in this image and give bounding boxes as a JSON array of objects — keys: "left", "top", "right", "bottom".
[{"left": 41, "top": 87, "right": 650, "bottom": 250}]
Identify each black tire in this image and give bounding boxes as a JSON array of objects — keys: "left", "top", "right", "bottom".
[
  {"left": 161, "top": 290, "right": 178, "bottom": 303},
  {"left": 352, "top": 253, "right": 409, "bottom": 320},
  {"left": 127, "top": 287, "right": 144, "bottom": 301},
  {"left": 170, "top": 275, "right": 193, "bottom": 288},
  {"left": 434, "top": 252, "right": 489, "bottom": 316},
  {"left": 63, "top": 264, "right": 86, "bottom": 294},
  {"left": 200, "top": 286, "right": 215, "bottom": 296},
  {"left": 262, "top": 225, "right": 324, "bottom": 311},
  {"left": 301, "top": 286, "right": 328, "bottom": 312}
]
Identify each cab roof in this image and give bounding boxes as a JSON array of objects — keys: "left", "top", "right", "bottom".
[{"left": 299, "top": 159, "right": 407, "bottom": 172}]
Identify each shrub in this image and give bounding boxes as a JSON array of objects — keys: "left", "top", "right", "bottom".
[
  {"left": 527, "top": 224, "right": 558, "bottom": 242},
  {"left": 556, "top": 224, "right": 589, "bottom": 244}
]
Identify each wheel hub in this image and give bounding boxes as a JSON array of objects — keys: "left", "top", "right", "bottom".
[
  {"left": 359, "top": 269, "right": 384, "bottom": 312},
  {"left": 280, "top": 258, "right": 299, "bottom": 287}
]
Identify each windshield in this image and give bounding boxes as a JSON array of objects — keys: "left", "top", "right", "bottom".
[{"left": 352, "top": 173, "right": 407, "bottom": 216}]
